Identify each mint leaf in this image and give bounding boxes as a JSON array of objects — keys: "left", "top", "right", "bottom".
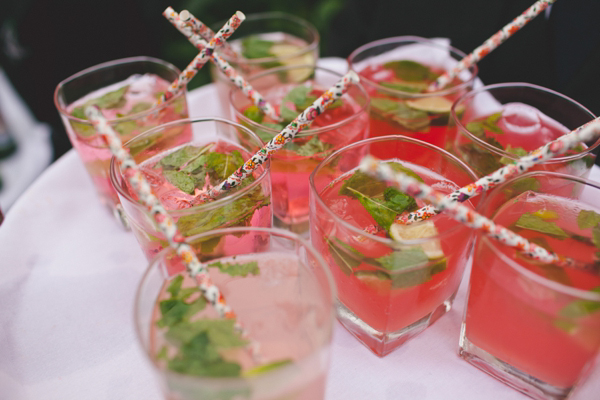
[
  {"left": 391, "top": 102, "right": 430, "bottom": 131},
  {"left": 377, "top": 248, "right": 446, "bottom": 289},
  {"left": 209, "top": 260, "right": 260, "bottom": 277},
  {"left": 578, "top": 209, "right": 600, "bottom": 230},
  {"left": 206, "top": 150, "right": 245, "bottom": 184},
  {"left": 380, "top": 81, "right": 426, "bottom": 93},
  {"left": 502, "top": 177, "right": 540, "bottom": 198},
  {"left": 458, "top": 142, "right": 504, "bottom": 176},
  {"left": 383, "top": 187, "right": 417, "bottom": 214},
  {"left": 283, "top": 85, "right": 312, "bottom": 108},
  {"left": 113, "top": 120, "right": 139, "bottom": 136},
  {"left": 295, "top": 136, "right": 333, "bottom": 157},
  {"left": 339, "top": 170, "right": 388, "bottom": 198},
  {"left": 500, "top": 145, "right": 528, "bottom": 165},
  {"left": 166, "top": 319, "right": 248, "bottom": 348},
  {"left": 94, "top": 85, "right": 129, "bottom": 109},
  {"left": 370, "top": 97, "right": 399, "bottom": 115},
  {"left": 347, "top": 187, "right": 399, "bottom": 231},
  {"left": 466, "top": 121, "right": 485, "bottom": 138},
  {"left": 483, "top": 112, "right": 504, "bottom": 135},
  {"left": 593, "top": 225, "right": 600, "bottom": 249},
  {"left": 242, "top": 105, "right": 264, "bottom": 124},
  {"left": 515, "top": 212, "right": 568, "bottom": 239},
  {"left": 389, "top": 162, "right": 425, "bottom": 183},
  {"left": 377, "top": 247, "right": 429, "bottom": 272},
  {"left": 326, "top": 238, "right": 365, "bottom": 275},
  {"left": 128, "top": 102, "right": 153, "bottom": 115},
  {"left": 167, "top": 275, "right": 184, "bottom": 297},
  {"left": 163, "top": 170, "right": 196, "bottom": 194},
  {"left": 160, "top": 146, "right": 204, "bottom": 169},
  {"left": 559, "top": 287, "right": 600, "bottom": 318},
  {"left": 241, "top": 37, "right": 274, "bottom": 59},
  {"left": 383, "top": 60, "right": 437, "bottom": 82}
]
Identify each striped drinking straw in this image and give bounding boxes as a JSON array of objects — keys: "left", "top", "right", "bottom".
[
  {"left": 157, "top": 11, "right": 245, "bottom": 105},
  {"left": 359, "top": 155, "right": 596, "bottom": 273},
  {"left": 427, "top": 0, "right": 556, "bottom": 92},
  {"left": 397, "top": 117, "right": 600, "bottom": 225},
  {"left": 163, "top": 7, "right": 280, "bottom": 121},
  {"left": 179, "top": 9, "right": 239, "bottom": 60}
]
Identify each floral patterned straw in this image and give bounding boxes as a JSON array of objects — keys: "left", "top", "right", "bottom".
[
  {"left": 427, "top": 0, "right": 556, "bottom": 92},
  {"left": 398, "top": 116, "right": 600, "bottom": 225},
  {"left": 157, "top": 11, "right": 245, "bottom": 105},
  {"left": 359, "top": 155, "right": 594, "bottom": 272},
  {"left": 85, "top": 105, "right": 236, "bottom": 319},
  {"left": 197, "top": 71, "right": 360, "bottom": 202},
  {"left": 179, "top": 9, "right": 239, "bottom": 60},
  {"left": 163, "top": 7, "right": 280, "bottom": 121}
]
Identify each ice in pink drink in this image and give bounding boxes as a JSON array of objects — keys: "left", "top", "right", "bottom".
[
  {"left": 454, "top": 103, "right": 596, "bottom": 177},
  {"left": 236, "top": 83, "right": 368, "bottom": 230},
  {"left": 121, "top": 140, "right": 272, "bottom": 261},
  {"left": 65, "top": 73, "right": 189, "bottom": 209},
  {"left": 463, "top": 190, "right": 600, "bottom": 393},
  {"left": 149, "top": 252, "right": 332, "bottom": 399}
]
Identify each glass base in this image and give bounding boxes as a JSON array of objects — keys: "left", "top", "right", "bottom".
[
  {"left": 459, "top": 330, "right": 572, "bottom": 400},
  {"left": 273, "top": 215, "right": 309, "bottom": 237},
  {"left": 336, "top": 293, "right": 455, "bottom": 357}
]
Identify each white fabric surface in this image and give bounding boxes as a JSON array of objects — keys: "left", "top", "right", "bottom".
[{"left": 0, "top": 58, "right": 598, "bottom": 400}]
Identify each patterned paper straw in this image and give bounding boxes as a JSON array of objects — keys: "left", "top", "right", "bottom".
[
  {"left": 157, "top": 11, "right": 245, "bottom": 105},
  {"left": 179, "top": 9, "right": 239, "bottom": 60},
  {"left": 200, "top": 71, "right": 360, "bottom": 201},
  {"left": 163, "top": 7, "right": 280, "bottom": 121},
  {"left": 427, "top": 0, "right": 556, "bottom": 92},
  {"left": 399, "top": 117, "right": 600, "bottom": 224},
  {"left": 359, "top": 156, "right": 593, "bottom": 272},
  {"left": 85, "top": 105, "right": 235, "bottom": 319}
]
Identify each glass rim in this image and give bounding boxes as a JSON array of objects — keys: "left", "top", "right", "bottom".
[
  {"left": 216, "top": 11, "right": 320, "bottom": 64},
  {"left": 54, "top": 56, "right": 186, "bottom": 125},
  {"left": 451, "top": 82, "right": 600, "bottom": 162},
  {"left": 109, "top": 117, "right": 270, "bottom": 216},
  {"left": 230, "top": 64, "right": 370, "bottom": 138},
  {"left": 479, "top": 170, "right": 600, "bottom": 301},
  {"left": 347, "top": 35, "right": 479, "bottom": 98},
  {"left": 134, "top": 226, "right": 337, "bottom": 383},
  {"left": 309, "top": 135, "right": 482, "bottom": 246}
]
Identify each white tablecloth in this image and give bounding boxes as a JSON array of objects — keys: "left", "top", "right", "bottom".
[{"left": 1, "top": 59, "right": 598, "bottom": 400}]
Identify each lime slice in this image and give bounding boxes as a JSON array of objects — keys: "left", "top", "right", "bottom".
[
  {"left": 406, "top": 96, "right": 453, "bottom": 114},
  {"left": 389, "top": 220, "right": 444, "bottom": 259},
  {"left": 270, "top": 44, "right": 315, "bottom": 83}
]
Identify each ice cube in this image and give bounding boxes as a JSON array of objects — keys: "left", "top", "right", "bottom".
[{"left": 499, "top": 103, "right": 541, "bottom": 135}]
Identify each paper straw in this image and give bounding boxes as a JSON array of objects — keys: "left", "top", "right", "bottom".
[
  {"left": 157, "top": 11, "right": 245, "bottom": 105},
  {"left": 398, "top": 117, "right": 600, "bottom": 224},
  {"left": 179, "top": 9, "right": 239, "bottom": 60},
  {"left": 200, "top": 71, "right": 360, "bottom": 201},
  {"left": 163, "top": 8, "right": 280, "bottom": 121},
  {"left": 427, "top": 0, "right": 556, "bottom": 92},
  {"left": 85, "top": 105, "right": 235, "bottom": 319},
  {"left": 359, "top": 155, "right": 594, "bottom": 272}
]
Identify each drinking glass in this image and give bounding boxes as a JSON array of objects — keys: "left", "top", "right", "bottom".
[
  {"left": 460, "top": 171, "right": 600, "bottom": 399},
  {"left": 134, "top": 226, "right": 336, "bottom": 400},
  {"left": 309, "top": 135, "right": 479, "bottom": 356},
  {"left": 230, "top": 65, "right": 370, "bottom": 234},
  {"left": 347, "top": 36, "right": 477, "bottom": 158},
  {"left": 450, "top": 83, "right": 599, "bottom": 178},
  {"left": 110, "top": 118, "right": 272, "bottom": 260},
  {"left": 211, "top": 12, "right": 319, "bottom": 117},
  {"left": 54, "top": 57, "right": 188, "bottom": 227}
]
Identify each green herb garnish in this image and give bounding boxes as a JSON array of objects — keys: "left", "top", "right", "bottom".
[
  {"left": 382, "top": 60, "right": 438, "bottom": 82},
  {"left": 208, "top": 260, "right": 260, "bottom": 277},
  {"left": 515, "top": 212, "right": 569, "bottom": 239},
  {"left": 577, "top": 209, "right": 600, "bottom": 230}
]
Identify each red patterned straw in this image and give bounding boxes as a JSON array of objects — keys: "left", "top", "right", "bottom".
[
  {"left": 85, "top": 105, "right": 236, "bottom": 319},
  {"left": 398, "top": 117, "right": 600, "bottom": 224},
  {"left": 157, "top": 11, "right": 245, "bottom": 105},
  {"left": 163, "top": 7, "right": 280, "bottom": 121},
  {"left": 179, "top": 9, "right": 238, "bottom": 60},
  {"left": 359, "top": 156, "right": 594, "bottom": 272},
  {"left": 197, "top": 71, "right": 360, "bottom": 202},
  {"left": 427, "top": 0, "right": 556, "bottom": 92}
]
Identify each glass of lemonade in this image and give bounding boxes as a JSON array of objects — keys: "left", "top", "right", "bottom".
[
  {"left": 450, "top": 83, "right": 599, "bottom": 178},
  {"left": 54, "top": 57, "right": 188, "bottom": 227},
  {"left": 134, "top": 226, "right": 336, "bottom": 400},
  {"left": 230, "top": 65, "right": 370, "bottom": 234},
  {"left": 460, "top": 171, "right": 600, "bottom": 399},
  {"left": 309, "top": 135, "right": 479, "bottom": 356},
  {"left": 211, "top": 12, "right": 319, "bottom": 117},
  {"left": 347, "top": 36, "right": 477, "bottom": 158},
  {"left": 110, "top": 118, "right": 272, "bottom": 260}
]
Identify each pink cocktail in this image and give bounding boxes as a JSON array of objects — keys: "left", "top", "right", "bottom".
[
  {"left": 451, "top": 83, "right": 599, "bottom": 178},
  {"left": 230, "top": 65, "right": 369, "bottom": 233},
  {"left": 348, "top": 36, "right": 477, "bottom": 158},
  {"left": 110, "top": 118, "right": 272, "bottom": 261},
  {"left": 461, "top": 172, "right": 600, "bottom": 399},
  {"left": 55, "top": 57, "right": 189, "bottom": 226},
  {"left": 134, "top": 227, "right": 336, "bottom": 400},
  {"left": 309, "top": 136, "right": 479, "bottom": 356}
]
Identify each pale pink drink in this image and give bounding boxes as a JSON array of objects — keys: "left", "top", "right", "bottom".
[
  {"left": 460, "top": 172, "right": 600, "bottom": 399},
  {"left": 54, "top": 57, "right": 189, "bottom": 226},
  {"left": 231, "top": 65, "right": 369, "bottom": 234},
  {"left": 211, "top": 12, "right": 319, "bottom": 117},
  {"left": 134, "top": 227, "right": 336, "bottom": 400},
  {"left": 309, "top": 136, "right": 479, "bottom": 356},
  {"left": 451, "top": 83, "right": 599, "bottom": 178},
  {"left": 110, "top": 118, "right": 272, "bottom": 261}
]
